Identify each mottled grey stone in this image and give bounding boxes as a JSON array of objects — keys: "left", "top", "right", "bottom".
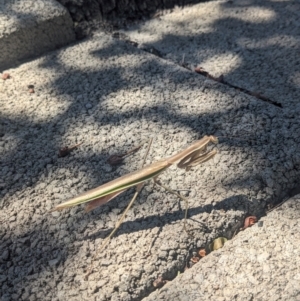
[
  {"left": 121, "top": 0, "right": 300, "bottom": 109},
  {"left": 0, "top": 0, "right": 75, "bottom": 71},
  {"left": 1, "top": 17, "right": 300, "bottom": 301},
  {"left": 143, "top": 197, "right": 300, "bottom": 301}
]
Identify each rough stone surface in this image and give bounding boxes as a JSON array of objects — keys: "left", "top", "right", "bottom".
[
  {"left": 0, "top": 25, "right": 300, "bottom": 301},
  {"left": 0, "top": 0, "right": 75, "bottom": 71},
  {"left": 55, "top": 0, "right": 206, "bottom": 35},
  {"left": 142, "top": 196, "right": 300, "bottom": 301},
  {"left": 121, "top": 0, "right": 300, "bottom": 108}
]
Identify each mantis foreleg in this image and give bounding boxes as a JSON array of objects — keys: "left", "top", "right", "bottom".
[{"left": 154, "top": 179, "right": 191, "bottom": 235}]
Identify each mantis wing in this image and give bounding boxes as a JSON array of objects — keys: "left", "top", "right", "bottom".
[
  {"left": 85, "top": 189, "right": 127, "bottom": 212},
  {"left": 51, "top": 161, "right": 171, "bottom": 211}
]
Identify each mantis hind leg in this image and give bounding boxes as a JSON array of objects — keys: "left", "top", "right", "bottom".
[
  {"left": 153, "top": 177, "right": 192, "bottom": 236},
  {"left": 85, "top": 138, "right": 154, "bottom": 279},
  {"left": 84, "top": 184, "right": 144, "bottom": 280}
]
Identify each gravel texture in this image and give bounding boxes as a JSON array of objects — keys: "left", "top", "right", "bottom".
[
  {"left": 120, "top": 0, "right": 300, "bottom": 108},
  {"left": 0, "top": 0, "right": 75, "bottom": 71},
  {"left": 142, "top": 196, "right": 300, "bottom": 301},
  {"left": 1, "top": 30, "right": 300, "bottom": 301}
]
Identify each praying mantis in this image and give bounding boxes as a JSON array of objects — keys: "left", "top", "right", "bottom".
[
  {"left": 52, "top": 135, "right": 218, "bottom": 212},
  {"left": 51, "top": 135, "right": 218, "bottom": 278}
]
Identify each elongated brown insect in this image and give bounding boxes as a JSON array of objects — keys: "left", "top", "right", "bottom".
[{"left": 52, "top": 135, "right": 218, "bottom": 212}]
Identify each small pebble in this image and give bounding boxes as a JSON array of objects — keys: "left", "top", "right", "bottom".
[
  {"left": 2, "top": 73, "right": 10, "bottom": 80},
  {"left": 258, "top": 221, "right": 263, "bottom": 227}
]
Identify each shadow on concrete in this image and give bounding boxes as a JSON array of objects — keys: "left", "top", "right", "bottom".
[
  {"left": 1, "top": 1, "right": 300, "bottom": 300},
  {"left": 122, "top": 0, "right": 300, "bottom": 108}
]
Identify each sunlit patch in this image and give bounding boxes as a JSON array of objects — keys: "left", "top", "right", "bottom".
[
  {"left": 199, "top": 53, "right": 242, "bottom": 77},
  {"left": 162, "top": 7, "right": 219, "bottom": 34},
  {"left": 289, "top": 72, "right": 300, "bottom": 88},
  {"left": 225, "top": 6, "right": 276, "bottom": 23},
  {"left": 0, "top": 96, "right": 71, "bottom": 124},
  {"left": 238, "top": 35, "right": 299, "bottom": 49},
  {"left": 123, "top": 2, "right": 218, "bottom": 43},
  {"left": 269, "top": 0, "right": 291, "bottom": 2},
  {"left": 0, "top": 134, "right": 22, "bottom": 157}
]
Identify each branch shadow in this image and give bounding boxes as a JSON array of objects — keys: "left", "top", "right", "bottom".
[
  {"left": 122, "top": 0, "right": 300, "bottom": 108},
  {"left": 1, "top": 2, "right": 300, "bottom": 300}
]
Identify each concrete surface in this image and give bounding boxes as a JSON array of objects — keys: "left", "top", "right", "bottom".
[
  {"left": 1, "top": 29, "right": 300, "bottom": 301},
  {"left": 142, "top": 196, "right": 300, "bottom": 301},
  {"left": 0, "top": 0, "right": 75, "bottom": 71},
  {"left": 120, "top": 0, "right": 300, "bottom": 108}
]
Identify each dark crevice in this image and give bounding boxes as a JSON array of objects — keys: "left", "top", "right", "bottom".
[
  {"left": 57, "top": 0, "right": 211, "bottom": 39},
  {"left": 193, "top": 67, "right": 283, "bottom": 108},
  {"left": 116, "top": 36, "right": 283, "bottom": 109}
]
